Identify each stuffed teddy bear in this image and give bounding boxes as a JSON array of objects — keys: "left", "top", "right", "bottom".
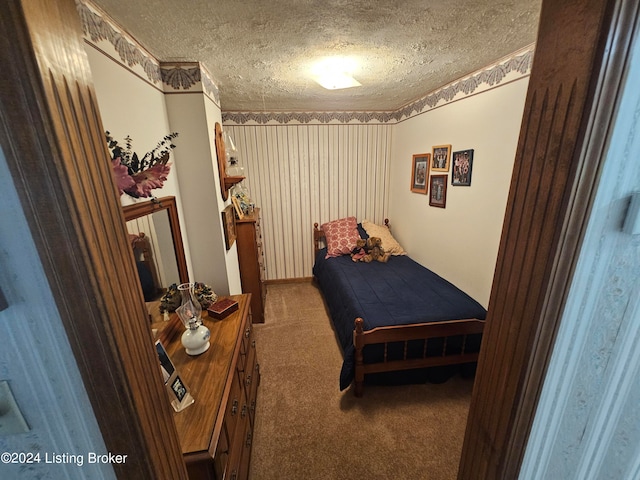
[
  {"left": 350, "top": 238, "right": 368, "bottom": 262},
  {"left": 366, "top": 236, "right": 390, "bottom": 263}
]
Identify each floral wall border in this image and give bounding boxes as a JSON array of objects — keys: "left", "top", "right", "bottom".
[
  {"left": 77, "top": 0, "right": 221, "bottom": 106},
  {"left": 76, "top": 0, "right": 532, "bottom": 126},
  {"left": 222, "top": 46, "right": 534, "bottom": 126}
]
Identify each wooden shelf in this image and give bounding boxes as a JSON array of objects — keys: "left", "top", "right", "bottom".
[{"left": 223, "top": 175, "right": 245, "bottom": 190}]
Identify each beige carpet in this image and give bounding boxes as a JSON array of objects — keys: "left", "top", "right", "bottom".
[{"left": 249, "top": 282, "right": 474, "bottom": 480}]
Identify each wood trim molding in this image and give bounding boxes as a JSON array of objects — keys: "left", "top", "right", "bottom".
[
  {"left": 0, "top": 1, "right": 187, "bottom": 478},
  {"left": 123, "top": 196, "right": 190, "bottom": 285},
  {"left": 458, "top": 0, "right": 635, "bottom": 478}
]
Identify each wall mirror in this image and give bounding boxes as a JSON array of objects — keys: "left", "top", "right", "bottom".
[{"left": 123, "top": 196, "right": 189, "bottom": 301}]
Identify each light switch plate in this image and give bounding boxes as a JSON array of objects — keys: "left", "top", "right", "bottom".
[{"left": 0, "top": 381, "right": 30, "bottom": 435}]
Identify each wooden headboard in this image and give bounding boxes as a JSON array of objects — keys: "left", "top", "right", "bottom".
[
  {"left": 313, "top": 219, "right": 390, "bottom": 259},
  {"left": 313, "top": 222, "right": 325, "bottom": 258}
]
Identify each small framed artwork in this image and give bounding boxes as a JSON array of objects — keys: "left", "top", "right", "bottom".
[
  {"left": 231, "top": 196, "right": 244, "bottom": 219},
  {"left": 168, "top": 374, "right": 194, "bottom": 412},
  {"left": 431, "top": 145, "right": 451, "bottom": 172},
  {"left": 410, "top": 153, "right": 430, "bottom": 194},
  {"left": 429, "top": 175, "right": 448, "bottom": 208},
  {"left": 222, "top": 204, "right": 236, "bottom": 250},
  {"left": 155, "top": 340, "right": 176, "bottom": 385},
  {"left": 452, "top": 149, "right": 474, "bottom": 186},
  {"left": 170, "top": 375, "right": 188, "bottom": 402}
]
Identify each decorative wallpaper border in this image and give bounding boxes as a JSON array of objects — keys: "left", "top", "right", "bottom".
[
  {"left": 394, "top": 48, "right": 533, "bottom": 121},
  {"left": 77, "top": 0, "right": 221, "bottom": 105},
  {"left": 77, "top": 0, "right": 532, "bottom": 125},
  {"left": 77, "top": 0, "right": 161, "bottom": 84},
  {"left": 223, "top": 46, "right": 534, "bottom": 125}
]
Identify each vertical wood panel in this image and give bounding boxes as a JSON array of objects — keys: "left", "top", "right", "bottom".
[
  {"left": 226, "top": 123, "right": 392, "bottom": 279},
  {"left": 0, "top": 1, "right": 187, "bottom": 478},
  {"left": 458, "top": 0, "right": 627, "bottom": 478}
]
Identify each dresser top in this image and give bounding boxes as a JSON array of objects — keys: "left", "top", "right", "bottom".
[{"left": 154, "top": 294, "right": 250, "bottom": 455}]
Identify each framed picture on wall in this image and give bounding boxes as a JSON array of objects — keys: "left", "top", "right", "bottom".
[
  {"left": 452, "top": 149, "right": 474, "bottom": 186},
  {"left": 431, "top": 145, "right": 451, "bottom": 172},
  {"left": 429, "top": 175, "right": 448, "bottom": 208},
  {"left": 222, "top": 204, "right": 236, "bottom": 250},
  {"left": 410, "top": 153, "right": 430, "bottom": 193}
]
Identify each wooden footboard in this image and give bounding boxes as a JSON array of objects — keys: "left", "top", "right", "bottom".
[{"left": 353, "top": 317, "right": 485, "bottom": 397}]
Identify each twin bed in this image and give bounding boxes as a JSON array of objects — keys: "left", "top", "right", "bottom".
[{"left": 312, "top": 219, "right": 487, "bottom": 396}]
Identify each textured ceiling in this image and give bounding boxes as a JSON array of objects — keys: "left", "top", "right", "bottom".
[{"left": 91, "top": 0, "right": 541, "bottom": 112}]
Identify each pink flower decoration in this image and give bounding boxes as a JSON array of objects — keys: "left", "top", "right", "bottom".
[
  {"left": 106, "top": 131, "right": 178, "bottom": 198},
  {"left": 111, "top": 157, "right": 135, "bottom": 195},
  {"left": 125, "top": 163, "right": 172, "bottom": 198}
]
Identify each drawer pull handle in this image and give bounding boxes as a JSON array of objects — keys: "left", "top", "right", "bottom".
[
  {"left": 252, "top": 340, "right": 256, "bottom": 348},
  {"left": 231, "top": 399, "right": 238, "bottom": 415},
  {"left": 251, "top": 400, "right": 256, "bottom": 412},
  {"left": 245, "top": 327, "right": 251, "bottom": 338},
  {"left": 241, "top": 404, "right": 247, "bottom": 418},
  {"left": 246, "top": 432, "right": 253, "bottom": 448},
  {"left": 246, "top": 375, "right": 252, "bottom": 387}
]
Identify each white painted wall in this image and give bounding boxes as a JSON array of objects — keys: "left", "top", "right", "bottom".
[
  {"left": 85, "top": 45, "right": 242, "bottom": 296},
  {"left": 164, "top": 92, "right": 242, "bottom": 295},
  {"left": 85, "top": 46, "right": 195, "bottom": 280},
  {"left": 389, "top": 78, "right": 530, "bottom": 307},
  {"left": 203, "top": 98, "right": 243, "bottom": 294}
]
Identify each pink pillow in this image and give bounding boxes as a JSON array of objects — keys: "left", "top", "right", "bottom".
[{"left": 321, "top": 217, "right": 360, "bottom": 258}]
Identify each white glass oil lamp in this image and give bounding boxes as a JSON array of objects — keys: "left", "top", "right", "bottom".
[{"left": 176, "top": 283, "right": 210, "bottom": 355}]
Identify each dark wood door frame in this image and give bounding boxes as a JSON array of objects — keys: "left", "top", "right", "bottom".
[
  {"left": 2, "top": 0, "right": 636, "bottom": 478},
  {"left": 459, "top": 0, "right": 639, "bottom": 478},
  {"left": 0, "top": 1, "right": 187, "bottom": 478}
]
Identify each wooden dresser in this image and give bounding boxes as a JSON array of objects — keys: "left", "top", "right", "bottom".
[
  {"left": 235, "top": 209, "right": 266, "bottom": 323},
  {"left": 153, "top": 294, "right": 260, "bottom": 480}
]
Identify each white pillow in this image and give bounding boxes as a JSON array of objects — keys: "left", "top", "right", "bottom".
[{"left": 361, "top": 219, "right": 406, "bottom": 255}]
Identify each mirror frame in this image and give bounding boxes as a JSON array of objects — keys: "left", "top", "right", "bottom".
[{"left": 122, "top": 196, "right": 189, "bottom": 285}]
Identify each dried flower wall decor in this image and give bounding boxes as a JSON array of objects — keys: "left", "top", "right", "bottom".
[{"left": 106, "top": 131, "right": 179, "bottom": 198}]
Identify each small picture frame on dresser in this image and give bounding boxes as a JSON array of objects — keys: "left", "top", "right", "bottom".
[
  {"left": 168, "top": 375, "right": 194, "bottom": 412},
  {"left": 232, "top": 196, "right": 244, "bottom": 219},
  {"left": 155, "top": 340, "right": 176, "bottom": 384},
  {"left": 154, "top": 340, "right": 194, "bottom": 412}
]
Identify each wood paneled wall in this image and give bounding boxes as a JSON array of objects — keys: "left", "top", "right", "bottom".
[
  {"left": 0, "top": 1, "right": 187, "bottom": 478},
  {"left": 458, "top": 0, "right": 628, "bottom": 477},
  {"left": 225, "top": 124, "right": 393, "bottom": 280}
]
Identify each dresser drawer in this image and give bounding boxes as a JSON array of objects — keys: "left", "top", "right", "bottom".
[
  {"left": 248, "top": 361, "right": 260, "bottom": 426},
  {"left": 223, "top": 370, "right": 244, "bottom": 451},
  {"left": 226, "top": 392, "right": 251, "bottom": 480},
  {"left": 237, "top": 322, "right": 253, "bottom": 374}
]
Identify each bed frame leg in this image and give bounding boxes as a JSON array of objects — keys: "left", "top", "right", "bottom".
[
  {"left": 354, "top": 317, "right": 365, "bottom": 397},
  {"left": 354, "top": 380, "right": 364, "bottom": 397}
]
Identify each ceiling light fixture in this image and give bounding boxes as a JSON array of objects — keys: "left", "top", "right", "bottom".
[{"left": 311, "top": 57, "right": 362, "bottom": 90}]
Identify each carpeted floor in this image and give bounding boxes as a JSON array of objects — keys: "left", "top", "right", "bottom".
[{"left": 249, "top": 282, "right": 474, "bottom": 480}]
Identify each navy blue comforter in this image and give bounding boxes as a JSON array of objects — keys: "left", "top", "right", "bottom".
[{"left": 313, "top": 249, "right": 487, "bottom": 389}]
